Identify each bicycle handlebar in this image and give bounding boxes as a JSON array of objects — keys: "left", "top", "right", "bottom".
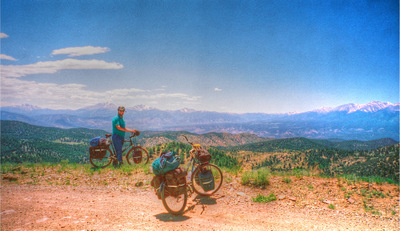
[
  {"left": 181, "top": 135, "right": 192, "bottom": 144},
  {"left": 130, "top": 130, "right": 141, "bottom": 138}
]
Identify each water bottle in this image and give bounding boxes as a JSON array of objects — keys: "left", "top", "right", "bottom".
[{"left": 187, "top": 170, "right": 192, "bottom": 182}]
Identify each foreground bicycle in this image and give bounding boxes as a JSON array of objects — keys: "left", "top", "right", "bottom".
[
  {"left": 182, "top": 135, "right": 223, "bottom": 196},
  {"left": 152, "top": 135, "right": 223, "bottom": 215},
  {"left": 89, "top": 131, "right": 149, "bottom": 168}
]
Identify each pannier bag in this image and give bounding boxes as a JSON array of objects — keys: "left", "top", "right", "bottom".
[
  {"left": 198, "top": 169, "right": 215, "bottom": 192},
  {"left": 152, "top": 151, "right": 180, "bottom": 175},
  {"left": 150, "top": 175, "right": 163, "bottom": 199},
  {"left": 196, "top": 149, "right": 212, "bottom": 163},
  {"left": 132, "top": 149, "right": 142, "bottom": 164},
  {"left": 89, "top": 146, "right": 108, "bottom": 159},
  {"left": 165, "top": 167, "right": 187, "bottom": 197}
]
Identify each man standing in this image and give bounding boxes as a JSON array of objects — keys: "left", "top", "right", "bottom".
[{"left": 112, "top": 106, "right": 136, "bottom": 166}]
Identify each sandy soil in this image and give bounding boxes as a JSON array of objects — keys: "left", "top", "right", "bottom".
[{"left": 2, "top": 181, "right": 399, "bottom": 231}]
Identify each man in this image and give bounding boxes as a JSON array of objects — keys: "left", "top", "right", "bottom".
[{"left": 112, "top": 106, "right": 136, "bottom": 166}]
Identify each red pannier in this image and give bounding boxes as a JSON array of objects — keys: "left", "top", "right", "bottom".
[
  {"left": 132, "top": 149, "right": 142, "bottom": 164},
  {"left": 165, "top": 167, "right": 187, "bottom": 197},
  {"left": 89, "top": 145, "right": 108, "bottom": 159}
]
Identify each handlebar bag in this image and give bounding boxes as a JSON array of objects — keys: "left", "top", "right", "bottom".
[{"left": 196, "top": 149, "right": 212, "bottom": 162}]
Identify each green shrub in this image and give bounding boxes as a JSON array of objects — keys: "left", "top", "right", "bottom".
[
  {"left": 282, "top": 177, "right": 291, "bottom": 184},
  {"left": 241, "top": 167, "right": 271, "bottom": 187},
  {"left": 253, "top": 193, "right": 277, "bottom": 203}
]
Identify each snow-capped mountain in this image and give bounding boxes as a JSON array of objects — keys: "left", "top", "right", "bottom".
[
  {"left": 129, "top": 104, "right": 157, "bottom": 111},
  {"left": 81, "top": 102, "right": 117, "bottom": 110},
  {"left": 313, "top": 101, "right": 399, "bottom": 114}
]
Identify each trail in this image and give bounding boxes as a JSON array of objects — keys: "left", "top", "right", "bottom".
[{"left": 1, "top": 184, "right": 398, "bottom": 230}]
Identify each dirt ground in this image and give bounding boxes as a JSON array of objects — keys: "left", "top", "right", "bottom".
[{"left": 2, "top": 176, "right": 399, "bottom": 231}]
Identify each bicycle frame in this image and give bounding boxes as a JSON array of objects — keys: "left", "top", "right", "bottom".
[
  {"left": 107, "top": 133, "right": 140, "bottom": 157},
  {"left": 182, "top": 135, "right": 209, "bottom": 182}
]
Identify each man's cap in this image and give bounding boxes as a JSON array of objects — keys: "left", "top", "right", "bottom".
[{"left": 118, "top": 106, "right": 125, "bottom": 111}]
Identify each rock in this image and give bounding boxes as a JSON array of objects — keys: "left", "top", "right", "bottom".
[
  {"left": 1, "top": 209, "right": 16, "bottom": 215},
  {"left": 236, "top": 192, "right": 246, "bottom": 197},
  {"left": 347, "top": 198, "right": 355, "bottom": 204},
  {"left": 3, "top": 175, "right": 18, "bottom": 182},
  {"left": 322, "top": 199, "right": 332, "bottom": 204},
  {"left": 288, "top": 196, "right": 296, "bottom": 201},
  {"left": 278, "top": 195, "right": 286, "bottom": 200},
  {"left": 36, "top": 217, "right": 49, "bottom": 223},
  {"left": 135, "top": 181, "right": 144, "bottom": 187}
]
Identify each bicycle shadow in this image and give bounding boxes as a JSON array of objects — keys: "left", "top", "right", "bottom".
[
  {"left": 154, "top": 213, "right": 190, "bottom": 222},
  {"left": 192, "top": 194, "right": 217, "bottom": 205},
  {"left": 185, "top": 194, "right": 224, "bottom": 214}
]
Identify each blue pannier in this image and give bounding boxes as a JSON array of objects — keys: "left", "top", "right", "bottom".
[
  {"left": 152, "top": 151, "right": 180, "bottom": 175},
  {"left": 199, "top": 169, "right": 215, "bottom": 191},
  {"left": 90, "top": 137, "right": 101, "bottom": 147},
  {"left": 90, "top": 136, "right": 108, "bottom": 147}
]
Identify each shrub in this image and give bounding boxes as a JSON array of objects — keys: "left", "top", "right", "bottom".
[
  {"left": 282, "top": 177, "right": 291, "bottom": 184},
  {"left": 253, "top": 193, "right": 277, "bottom": 203},
  {"left": 241, "top": 167, "right": 271, "bottom": 187}
]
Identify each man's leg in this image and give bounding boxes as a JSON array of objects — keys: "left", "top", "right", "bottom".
[{"left": 112, "top": 134, "right": 123, "bottom": 166}]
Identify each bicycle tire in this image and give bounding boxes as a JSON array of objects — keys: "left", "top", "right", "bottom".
[
  {"left": 161, "top": 183, "right": 187, "bottom": 215},
  {"left": 191, "top": 163, "right": 223, "bottom": 196},
  {"left": 126, "top": 146, "right": 149, "bottom": 165},
  {"left": 89, "top": 148, "right": 113, "bottom": 168}
]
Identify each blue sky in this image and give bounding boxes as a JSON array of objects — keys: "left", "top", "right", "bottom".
[{"left": 1, "top": 0, "right": 398, "bottom": 113}]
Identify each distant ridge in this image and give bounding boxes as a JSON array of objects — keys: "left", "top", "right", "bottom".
[{"left": 1, "top": 101, "right": 399, "bottom": 141}]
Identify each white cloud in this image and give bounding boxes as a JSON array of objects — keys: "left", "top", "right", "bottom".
[
  {"left": 0, "top": 56, "right": 201, "bottom": 110},
  {"left": 0, "top": 54, "right": 17, "bottom": 61},
  {"left": 51, "top": 46, "right": 110, "bottom": 57},
  {"left": 0, "top": 33, "right": 9, "bottom": 39},
  {"left": 1, "top": 59, "right": 123, "bottom": 78},
  {"left": 1, "top": 77, "right": 201, "bottom": 110},
  {"left": 1, "top": 77, "right": 104, "bottom": 109},
  {"left": 214, "top": 88, "right": 223, "bottom": 92}
]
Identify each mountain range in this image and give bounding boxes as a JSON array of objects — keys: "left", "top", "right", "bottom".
[{"left": 1, "top": 101, "right": 399, "bottom": 141}]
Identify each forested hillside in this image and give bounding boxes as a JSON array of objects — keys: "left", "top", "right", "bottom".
[
  {"left": 1, "top": 120, "right": 398, "bottom": 182},
  {"left": 1, "top": 121, "right": 106, "bottom": 164},
  {"left": 255, "top": 145, "right": 399, "bottom": 182},
  {"left": 229, "top": 137, "right": 398, "bottom": 152}
]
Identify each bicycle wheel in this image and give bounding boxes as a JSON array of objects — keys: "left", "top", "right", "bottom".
[
  {"left": 191, "top": 163, "right": 223, "bottom": 196},
  {"left": 89, "top": 147, "right": 113, "bottom": 168},
  {"left": 161, "top": 183, "right": 187, "bottom": 215},
  {"left": 126, "top": 146, "right": 149, "bottom": 165}
]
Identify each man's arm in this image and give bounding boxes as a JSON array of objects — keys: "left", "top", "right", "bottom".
[{"left": 115, "top": 125, "right": 136, "bottom": 133}]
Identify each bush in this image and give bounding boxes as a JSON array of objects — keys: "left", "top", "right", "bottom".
[
  {"left": 241, "top": 167, "right": 271, "bottom": 187},
  {"left": 253, "top": 193, "right": 277, "bottom": 203}
]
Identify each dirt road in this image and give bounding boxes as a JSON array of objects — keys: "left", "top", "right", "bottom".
[{"left": 1, "top": 184, "right": 398, "bottom": 231}]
